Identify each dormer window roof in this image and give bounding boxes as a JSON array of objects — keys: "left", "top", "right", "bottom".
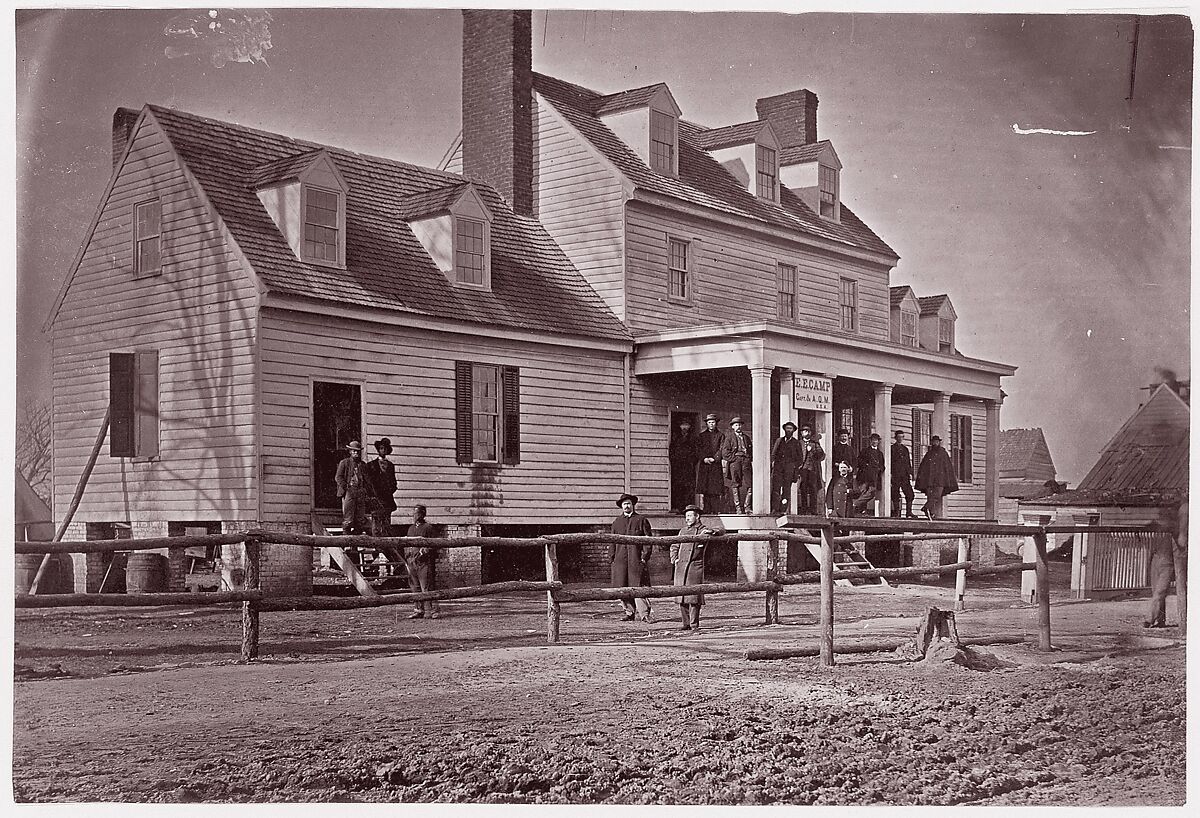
[
  {"left": 253, "top": 149, "right": 348, "bottom": 268},
  {"left": 778, "top": 139, "right": 842, "bottom": 222},
  {"left": 402, "top": 182, "right": 495, "bottom": 290},
  {"left": 596, "top": 83, "right": 682, "bottom": 178}
]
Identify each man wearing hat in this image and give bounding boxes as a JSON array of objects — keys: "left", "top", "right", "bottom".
[
  {"left": 672, "top": 505, "right": 722, "bottom": 631},
  {"left": 610, "top": 494, "right": 653, "bottom": 621},
  {"left": 771, "top": 421, "right": 803, "bottom": 514},
  {"left": 832, "top": 427, "right": 856, "bottom": 476},
  {"left": 855, "top": 433, "right": 885, "bottom": 517},
  {"left": 335, "top": 440, "right": 375, "bottom": 535},
  {"left": 890, "top": 430, "right": 918, "bottom": 519},
  {"left": 668, "top": 417, "right": 699, "bottom": 513},
  {"left": 364, "top": 437, "right": 398, "bottom": 537},
  {"left": 915, "top": 435, "right": 959, "bottom": 519},
  {"left": 718, "top": 417, "right": 752, "bottom": 514},
  {"left": 795, "top": 425, "right": 825, "bottom": 515},
  {"left": 695, "top": 414, "right": 726, "bottom": 514}
]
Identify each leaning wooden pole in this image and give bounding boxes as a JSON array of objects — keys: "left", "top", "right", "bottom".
[
  {"left": 240, "top": 535, "right": 261, "bottom": 661},
  {"left": 30, "top": 407, "right": 111, "bottom": 594},
  {"left": 544, "top": 542, "right": 561, "bottom": 644},
  {"left": 764, "top": 536, "right": 779, "bottom": 625},
  {"left": 1033, "top": 531, "right": 1051, "bottom": 651},
  {"left": 819, "top": 523, "right": 836, "bottom": 667},
  {"left": 954, "top": 536, "right": 970, "bottom": 611}
]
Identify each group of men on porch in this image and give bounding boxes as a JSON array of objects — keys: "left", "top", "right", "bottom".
[{"left": 670, "top": 415, "right": 959, "bottom": 520}]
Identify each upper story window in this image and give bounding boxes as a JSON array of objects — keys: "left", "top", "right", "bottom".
[
  {"left": 650, "top": 110, "right": 677, "bottom": 175},
  {"left": 938, "top": 317, "right": 954, "bottom": 353},
  {"left": 901, "top": 310, "right": 918, "bottom": 347},
  {"left": 134, "top": 199, "right": 162, "bottom": 277},
  {"left": 668, "top": 237, "right": 690, "bottom": 301},
  {"left": 455, "top": 218, "right": 487, "bottom": 287},
  {"left": 840, "top": 277, "right": 858, "bottom": 332},
  {"left": 818, "top": 164, "right": 839, "bottom": 218},
  {"left": 302, "top": 186, "right": 341, "bottom": 265},
  {"left": 756, "top": 144, "right": 777, "bottom": 200},
  {"left": 776, "top": 263, "right": 796, "bottom": 320}
]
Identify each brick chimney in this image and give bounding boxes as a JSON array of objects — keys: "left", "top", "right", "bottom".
[
  {"left": 755, "top": 89, "right": 818, "bottom": 149},
  {"left": 112, "top": 107, "right": 141, "bottom": 170},
  {"left": 461, "top": 10, "right": 533, "bottom": 216}
]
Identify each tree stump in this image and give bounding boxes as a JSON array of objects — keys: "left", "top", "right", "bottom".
[{"left": 915, "top": 606, "right": 960, "bottom": 658}]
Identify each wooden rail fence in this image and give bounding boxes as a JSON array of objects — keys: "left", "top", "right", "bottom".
[{"left": 14, "top": 522, "right": 1158, "bottom": 667}]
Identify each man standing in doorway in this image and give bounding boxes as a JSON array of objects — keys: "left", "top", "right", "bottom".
[
  {"left": 668, "top": 418, "right": 699, "bottom": 513},
  {"left": 771, "top": 421, "right": 803, "bottom": 514},
  {"left": 404, "top": 505, "right": 440, "bottom": 619},
  {"left": 610, "top": 493, "right": 653, "bottom": 622},
  {"left": 364, "top": 437, "right": 397, "bottom": 537},
  {"left": 695, "top": 414, "right": 726, "bottom": 514},
  {"left": 855, "top": 433, "right": 885, "bottom": 517},
  {"left": 915, "top": 435, "right": 958, "bottom": 519},
  {"left": 719, "top": 417, "right": 753, "bottom": 514},
  {"left": 335, "top": 440, "right": 373, "bottom": 535},
  {"left": 891, "top": 430, "right": 918, "bottom": 518},
  {"left": 795, "top": 425, "right": 825, "bottom": 515}
]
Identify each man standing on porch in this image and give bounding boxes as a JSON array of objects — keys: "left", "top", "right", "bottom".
[
  {"left": 916, "top": 435, "right": 958, "bottom": 519},
  {"left": 771, "top": 421, "right": 803, "bottom": 513},
  {"left": 695, "top": 414, "right": 726, "bottom": 514},
  {"left": 891, "top": 430, "right": 918, "bottom": 518},
  {"left": 855, "top": 433, "right": 885, "bottom": 516},
  {"left": 719, "top": 417, "right": 753, "bottom": 514},
  {"left": 334, "top": 440, "right": 373, "bottom": 535},
  {"left": 796, "top": 425, "right": 825, "bottom": 515}
]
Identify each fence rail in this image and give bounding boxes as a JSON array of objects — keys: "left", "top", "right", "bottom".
[{"left": 14, "top": 521, "right": 1159, "bottom": 667}]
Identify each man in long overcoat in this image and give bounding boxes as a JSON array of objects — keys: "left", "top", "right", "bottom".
[
  {"left": 671, "top": 505, "right": 722, "bottom": 631},
  {"left": 771, "top": 421, "right": 803, "bottom": 514},
  {"left": 915, "top": 435, "right": 959, "bottom": 519},
  {"left": 827, "top": 461, "right": 868, "bottom": 518},
  {"left": 855, "top": 433, "right": 885, "bottom": 517},
  {"left": 364, "top": 437, "right": 398, "bottom": 537},
  {"left": 668, "top": 418, "right": 699, "bottom": 512},
  {"left": 695, "top": 414, "right": 726, "bottom": 514},
  {"left": 610, "top": 493, "right": 653, "bottom": 622}
]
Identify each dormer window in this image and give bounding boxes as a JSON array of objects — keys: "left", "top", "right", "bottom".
[
  {"left": 650, "top": 110, "right": 677, "bottom": 175},
  {"left": 455, "top": 217, "right": 488, "bottom": 287},
  {"left": 818, "top": 164, "right": 839, "bottom": 218},
  {"left": 253, "top": 149, "right": 349, "bottom": 269},
  {"left": 402, "top": 182, "right": 494, "bottom": 291},
  {"left": 133, "top": 199, "right": 162, "bottom": 277},
  {"left": 756, "top": 144, "right": 778, "bottom": 201},
  {"left": 901, "top": 310, "right": 918, "bottom": 347},
  {"left": 939, "top": 318, "right": 954, "bottom": 353},
  {"left": 303, "top": 187, "right": 341, "bottom": 264}
]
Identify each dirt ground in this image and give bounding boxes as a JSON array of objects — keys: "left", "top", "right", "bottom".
[{"left": 12, "top": 564, "right": 1188, "bottom": 805}]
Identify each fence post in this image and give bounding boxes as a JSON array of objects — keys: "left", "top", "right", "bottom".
[
  {"left": 544, "top": 541, "right": 560, "bottom": 644},
  {"left": 819, "top": 523, "right": 836, "bottom": 667},
  {"left": 1033, "top": 531, "right": 1051, "bottom": 651},
  {"left": 765, "top": 535, "right": 779, "bottom": 625},
  {"left": 240, "top": 534, "right": 260, "bottom": 661},
  {"left": 954, "top": 536, "right": 969, "bottom": 611}
]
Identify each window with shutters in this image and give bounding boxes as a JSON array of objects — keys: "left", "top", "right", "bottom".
[
  {"left": 109, "top": 351, "right": 159, "bottom": 459},
  {"left": 911, "top": 408, "right": 932, "bottom": 465},
  {"left": 133, "top": 199, "right": 162, "bottom": 277},
  {"left": 950, "top": 414, "right": 973, "bottom": 483},
  {"left": 776, "top": 263, "right": 796, "bottom": 320},
  {"left": 455, "top": 361, "right": 520, "bottom": 465}
]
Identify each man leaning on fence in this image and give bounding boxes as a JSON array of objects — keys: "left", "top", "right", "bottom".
[
  {"left": 672, "top": 505, "right": 722, "bottom": 632},
  {"left": 610, "top": 493, "right": 653, "bottom": 622},
  {"left": 404, "top": 505, "right": 440, "bottom": 619}
]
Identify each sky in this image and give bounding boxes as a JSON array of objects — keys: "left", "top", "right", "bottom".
[{"left": 11, "top": 4, "right": 1194, "bottom": 484}]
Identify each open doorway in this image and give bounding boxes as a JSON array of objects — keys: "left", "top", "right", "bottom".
[
  {"left": 313, "top": 381, "right": 362, "bottom": 510},
  {"left": 669, "top": 410, "right": 700, "bottom": 512}
]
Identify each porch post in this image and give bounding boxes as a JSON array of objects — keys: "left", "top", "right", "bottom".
[
  {"left": 750, "top": 365, "right": 773, "bottom": 515},
  {"left": 874, "top": 383, "right": 894, "bottom": 517},
  {"left": 778, "top": 369, "right": 798, "bottom": 513},
  {"left": 985, "top": 397, "right": 1002, "bottom": 520},
  {"left": 816, "top": 375, "right": 837, "bottom": 506},
  {"left": 933, "top": 392, "right": 951, "bottom": 443}
]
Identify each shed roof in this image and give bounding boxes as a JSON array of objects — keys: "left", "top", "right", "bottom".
[
  {"left": 999, "top": 428, "right": 1054, "bottom": 476},
  {"left": 15, "top": 469, "right": 51, "bottom": 526}
]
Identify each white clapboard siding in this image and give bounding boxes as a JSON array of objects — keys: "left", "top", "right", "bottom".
[
  {"left": 259, "top": 309, "right": 629, "bottom": 524},
  {"left": 50, "top": 115, "right": 260, "bottom": 522},
  {"left": 624, "top": 201, "right": 891, "bottom": 340},
  {"left": 892, "top": 400, "right": 987, "bottom": 518},
  {"left": 534, "top": 94, "right": 628, "bottom": 321}
]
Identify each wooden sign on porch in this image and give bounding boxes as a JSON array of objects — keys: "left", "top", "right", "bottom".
[{"left": 794, "top": 374, "right": 833, "bottom": 411}]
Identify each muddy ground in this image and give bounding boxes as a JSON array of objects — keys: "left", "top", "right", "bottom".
[{"left": 12, "top": 564, "right": 1188, "bottom": 805}]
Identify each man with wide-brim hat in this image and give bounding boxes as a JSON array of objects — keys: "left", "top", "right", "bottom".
[
  {"left": 771, "top": 421, "right": 803, "bottom": 514},
  {"left": 335, "top": 440, "right": 375, "bottom": 535},
  {"left": 695, "top": 414, "right": 726, "bottom": 513},
  {"left": 610, "top": 493, "right": 653, "bottom": 622},
  {"left": 671, "top": 505, "right": 723, "bottom": 631},
  {"left": 364, "top": 437, "right": 398, "bottom": 538}
]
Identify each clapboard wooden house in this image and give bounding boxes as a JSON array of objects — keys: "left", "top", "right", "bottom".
[{"left": 47, "top": 10, "right": 1015, "bottom": 595}]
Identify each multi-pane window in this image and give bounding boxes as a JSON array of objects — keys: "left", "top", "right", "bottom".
[
  {"left": 472, "top": 364, "right": 501, "bottom": 462},
  {"left": 840, "top": 278, "right": 858, "bottom": 331},
  {"left": 455, "top": 361, "right": 521, "bottom": 465},
  {"left": 650, "top": 110, "right": 676, "bottom": 174},
  {"left": 134, "top": 200, "right": 162, "bottom": 277},
  {"left": 819, "top": 164, "right": 838, "bottom": 218},
  {"left": 938, "top": 318, "right": 954, "bottom": 353},
  {"left": 668, "top": 237, "right": 689, "bottom": 300},
  {"left": 911, "top": 409, "right": 933, "bottom": 465},
  {"left": 455, "top": 218, "right": 487, "bottom": 286},
  {"left": 901, "top": 311, "right": 918, "bottom": 347},
  {"left": 950, "top": 414, "right": 973, "bottom": 482},
  {"left": 776, "top": 263, "right": 796, "bottom": 320},
  {"left": 756, "top": 144, "right": 777, "bottom": 200},
  {"left": 303, "top": 187, "right": 340, "bottom": 263}
]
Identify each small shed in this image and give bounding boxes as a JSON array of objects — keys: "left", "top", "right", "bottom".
[{"left": 15, "top": 469, "right": 54, "bottom": 542}]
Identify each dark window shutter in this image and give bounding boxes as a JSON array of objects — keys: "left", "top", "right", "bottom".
[
  {"left": 455, "top": 361, "right": 473, "bottom": 464},
  {"left": 501, "top": 365, "right": 521, "bottom": 465},
  {"left": 109, "top": 353, "right": 135, "bottom": 457},
  {"left": 964, "top": 416, "right": 973, "bottom": 482}
]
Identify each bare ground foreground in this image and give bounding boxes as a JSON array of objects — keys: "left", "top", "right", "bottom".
[{"left": 12, "top": 565, "right": 1187, "bottom": 805}]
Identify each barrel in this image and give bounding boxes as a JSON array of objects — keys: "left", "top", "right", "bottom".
[
  {"left": 126, "top": 553, "right": 168, "bottom": 593},
  {"left": 15, "top": 553, "right": 74, "bottom": 595}
]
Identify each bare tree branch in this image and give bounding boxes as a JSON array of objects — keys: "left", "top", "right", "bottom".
[{"left": 15, "top": 398, "right": 52, "bottom": 505}]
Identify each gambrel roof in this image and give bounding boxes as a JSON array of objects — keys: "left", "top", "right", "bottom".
[
  {"left": 533, "top": 73, "right": 897, "bottom": 261},
  {"left": 51, "top": 105, "right": 631, "bottom": 343}
]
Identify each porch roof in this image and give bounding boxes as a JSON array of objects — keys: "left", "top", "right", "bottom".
[{"left": 632, "top": 321, "right": 1014, "bottom": 401}]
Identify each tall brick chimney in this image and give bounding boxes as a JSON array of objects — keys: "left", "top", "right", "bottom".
[
  {"left": 755, "top": 89, "right": 818, "bottom": 149},
  {"left": 461, "top": 10, "right": 533, "bottom": 216},
  {"left": 112, "top": 107, "right": 141, "bottom": 170}
]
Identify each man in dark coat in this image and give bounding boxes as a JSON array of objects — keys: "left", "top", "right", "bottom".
[
  {"left": 671, "top": 505, "right": 722, "bottom": 631},
  {"left": 364, "top": 437, "right": 398, "bottom": 537},
  {"left": 827, "top": 461, "right": 869, "bottom": 518},
  {"left": 403, "top": 505, "right": 440, "bottom": 619},
  {"left": 832, "top": 427, "right": 856, "bottom": 475},
  {"left": 855, "top": 433, "right": 885, "bottom": 517},
  {"left": 915, "top": 435, "right": 959, "bottom": 519},
  {"left": 795, "top": 425, "right": 825, "bottom": 515},
  {"left": 668, "top": 418, "right": 699, "bottom": 512},
  {"left": 610, "top": 493, "right": 653, "bottom": 622},
  {"left": 771, "top": 421, "right": 803, "bottom": 513},
  {"left": 719, "top": 416, "right": 752, "bottom": 514},
  {"left": 695, "top": 414, "right": 726, "bottom": 514},
  {"left": 890, "top": 430, "right": 918, "bottom": 518},
  {"left": 334, "top": 440, "right": 374, "bottom": 535}
]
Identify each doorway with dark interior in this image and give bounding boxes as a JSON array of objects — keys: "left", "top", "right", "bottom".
[{"left": 312, "top": 381, "right": 362, "bottom": 511}]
